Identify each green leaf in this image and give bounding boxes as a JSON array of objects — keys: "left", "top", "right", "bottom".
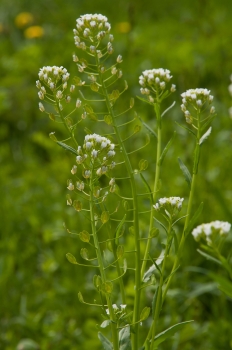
[
  {"left": 199, "top": 126, "right": 212, "bottom": 145},
  {"left": 143, "top": 264, "right": 156, "bottom": 283},
  {"left": 100, "top": 320, "right": 111, "bottom": 328},
  {"left": 159, "top": 131, "right": 176, "bottom": 165},
  {"left": 208, "top": 273, "right": 232, "bottom": 298},
  {"left": 98, "top": 332, "right": 113, "bottom": 350},
  {"left": 161, "top": 101, "right": 176, "bottom": 117},
  {"left": 119, "top": 325, "right": 132, "bottom": 350},
  {"left": 152, "top": 286, "right": 159, "bottom": 318},
  {"left": 136, "top": 95, "right": 154, "bottom": 106},
  {"left": 66, "top": 253, "right": 78, "bottom": 264},
  {"left": 152, "top": 320, "right": 194, "bottom": 347},
  {"left": 185, "top": 202, "right": 203, "bottom": 235},
  {"left": 197, "top": 249, "right": 222, "bottom": 265},
  {"left": 178, "top": 157, "right": 192, "bottom": 188},
  {"left": 140, "top": 173, "right": 153, "bottom": 203},
  {"left": 175, "top": 121, "right": 196, "bottom": 137},
  {"left": 137, "top": 114, "right": 157, "bottom": 138},
  {"left": 140, "top": 306, "right": 150, "bottom": 321},
  {"left": 201, "top": 114, "right": 216, "bottom": 132}
]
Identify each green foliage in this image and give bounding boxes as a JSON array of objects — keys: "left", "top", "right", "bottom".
[{"left": 1, "top": 0, "right": 232, "bottom": 349}]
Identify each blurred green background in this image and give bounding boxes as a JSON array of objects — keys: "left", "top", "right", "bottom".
[{"left": 0, "top": 0, "right": 232, "bottom": 349}]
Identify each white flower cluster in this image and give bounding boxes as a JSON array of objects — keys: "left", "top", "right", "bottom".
[
  {"left": 106, "top": 304, "right": 126, "bottom": 315},
  {"left": 154, "top": 197, "right": 184, "bottom": 217},
  {"left": 181, "top": 88, "right": 215, "bottom": 124},
  {"left": 192, "top": 220, "right": 231, "bottom": 243},
  {"left": 76, "top": 134, "right": 116, "bottom": 177},
  {"left": 36, "top": 66, "right": 70, "bottom": 111},
  {"left": 139, "top": 69, "right": 175, "bottom": 102},
  {"left": 74, "top": 14, "right": 111, "bottom": 52}
]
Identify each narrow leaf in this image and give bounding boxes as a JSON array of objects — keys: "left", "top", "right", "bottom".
[
  {"left": 178, "top": 157, "right": 192, "bottom": 188},
  {"left": 159, "top": 131, "right": 176, "bottom": 165},
  {"left": 137, "top": 115, "right": 157, "bottom": 138},
  {"left": 66, "top": 253, "right": 78, "bottom": 264},
  {"left": 197, "top": 249, "right": 222, "bottom": 265},
  {"left": 161, "top": 101, "right": 176, "bottom": 117},
  {"left": 119, "top": 325, "right": 132, "bottom": 350},
  {"left": 143, "top": 264, "right": 156, "bottom": 283},
  {"left": 208, "top": 273, "right": 232, "bottom": 298},
  {"left": 140, "top": 173, "right": 153, "bottom": 203},
  {"left": 100, "top": 320, "right": 111, "bottom": 328},
  {"left": 56, "top": 141, "right": 77, "bottom": 154},
  {"left": 185, "top": 202, "right": 203, "bottom": 235},
  {"left": 98, "top": 332, "right": 113, "bottom": 350},
  {"left": 175, "top": 121, "right": 196, "bottom": 137},
  {"left": 152, "top": 320, "right": 194, "bottom": 346},
  {"left": 199, "top": 126, "right": 212, "bottom": 145}
]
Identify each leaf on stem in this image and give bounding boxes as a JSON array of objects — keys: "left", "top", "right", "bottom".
[
  {"left": 199, "top": 126, "right": 212, "bottom": 145},
  {"left": 161, "top": 101, "right": 176, "bottom": 118},
  {"left": 208, "top": 272, "right": 232, "bottom": 298},
  {"left": 175, "top": 121, "right": 196, "bottom": 137},
  {"left": 137, "top": 115, "right": 157, "bottom": 139},
  {"left": 143, "top": 264, "right": 156, "bottom": 283},
  {"left": 184, "top": 202, "right": 203, "bottom": 236},
  {"left": 101, "top": 281, "right": 113, "bottom": 294},
  {"left": 152, "top": 320, "right": 194, "bottom": 347},
  {"left": 98, "top": 332, "right": 113, "bottom": 350},
  {"left": 100, "top": 320, "right": 111, "bottom": 328},
  {"left": 159, "top": 131, "right": 176, "bottom": 165},
  {"left": 178, "top": 158, "right": 192, "bottom": 188},
  {"left": 119, "top": 325, "right": 132, "bottom": 350}
]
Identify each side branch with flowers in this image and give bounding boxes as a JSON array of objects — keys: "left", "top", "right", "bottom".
[{"left": 36, "top": 13, "right": 231, "bottom": 350}]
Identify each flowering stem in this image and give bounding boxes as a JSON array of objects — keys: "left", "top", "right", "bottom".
[
  {"left": 162, "top": 117, "right": 201, "bottom": 300},
  {"left": 89, "top": 175, "right": 119, "bottom": 350},
  {"left": 141, "top": 103, "right": 162, "bottom": 278},
  {"left": 95, "top": 53, "right": 141, "bottom": 350},
  {"left": 146, "top": 220, "right": 172, "bottom": 349}
]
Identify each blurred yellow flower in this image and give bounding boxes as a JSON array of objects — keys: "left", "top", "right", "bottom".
[
  {"left": 24, "top": 26, "right": 44, "bottom": 39},
  {"left": 116, "top": 22, "right": 131, "bottom": 33},
  {"left": 15, "top": 12, "right": 34, "bottom": 28}
]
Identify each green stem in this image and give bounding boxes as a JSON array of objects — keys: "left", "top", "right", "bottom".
[
  {"left": 96, "top": 54, "right": 141, "bottom": 349},
  {"left": 147, "top": 221, "right": 172, "bottom": 349},
  {"left": 141, "top": 103, "right": 162, "bottom": 278},
  {"left": 162, "top": 119, "right": 201, "bottom": 301},
  {"left": 89, "top": 175, "right": 119, "bottom": 350}
]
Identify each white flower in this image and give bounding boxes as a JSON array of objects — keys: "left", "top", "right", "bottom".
[
  {"left": 39, "top": 102, "right": 45, "bottom": 112},
  {"left": 192, "top": 221, "right": 231, "bottom": 242}
]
